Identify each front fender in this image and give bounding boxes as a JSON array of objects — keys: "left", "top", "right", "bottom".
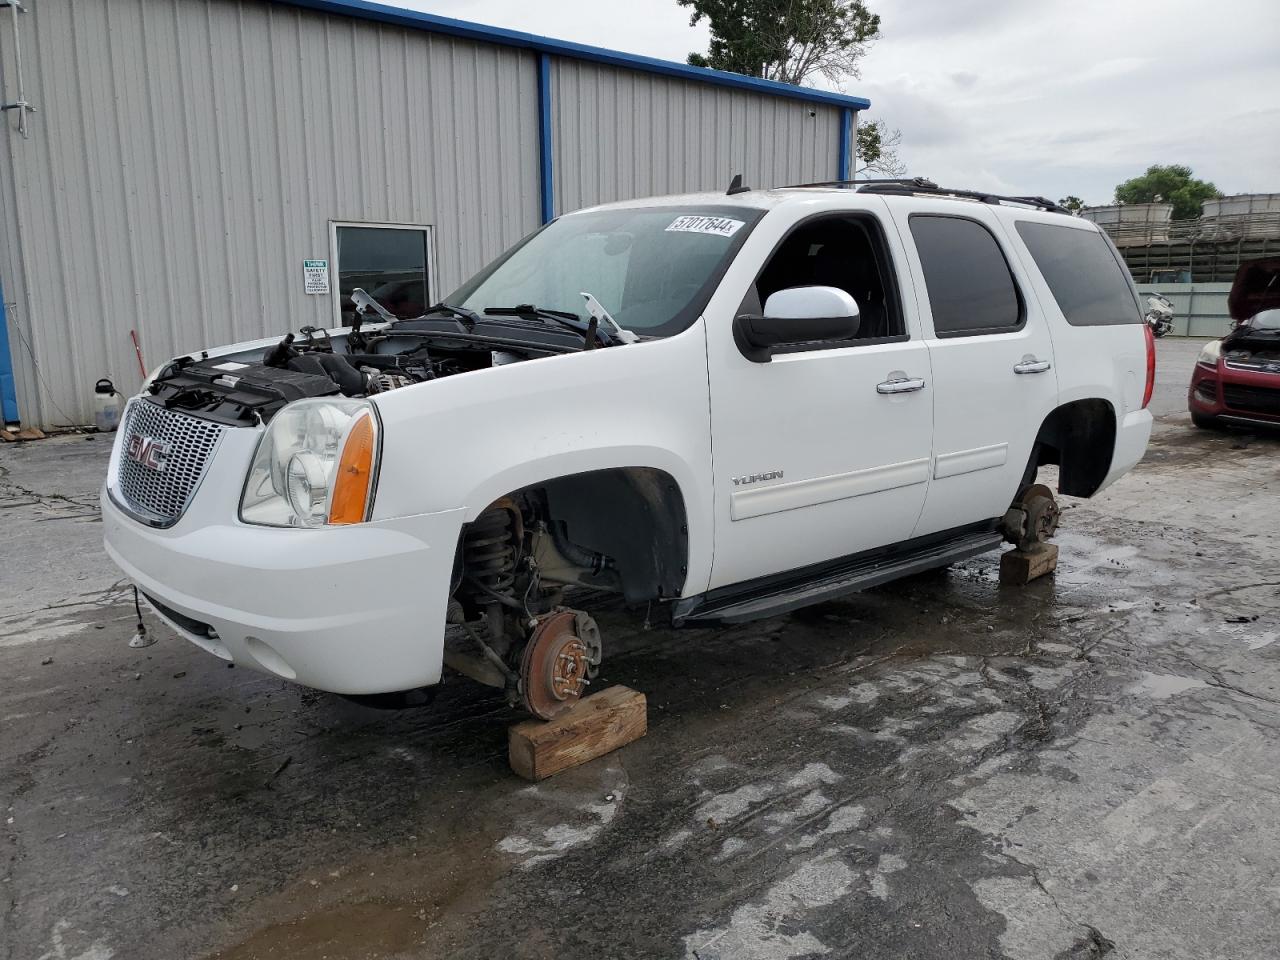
[{"left": 368, "top": 321, "right": 716, "bottom": 595}]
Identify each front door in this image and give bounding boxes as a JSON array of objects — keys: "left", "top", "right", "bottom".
[
  {"left": 704, "top": 203, "right": 935, "bottom": 591},
  {"left": 886, "top": 205, "right": 1060, "bottom": 537}
]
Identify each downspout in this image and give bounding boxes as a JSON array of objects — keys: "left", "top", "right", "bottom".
[
  {"left": 836, "top": 107, "right": 854, "bottom": 183},
  {"left": 0, "top": 276, "right": 16, "bottom": 424},
  {"left": 536, "top": 52, "right": 554, "bottom": 224}
]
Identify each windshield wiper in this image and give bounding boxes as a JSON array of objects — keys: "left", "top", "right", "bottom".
[
  {"left": 420, "top": 302, "right": 480, "bottom": 331},
  {"left": 483, "top": 304, "right": 612, "bottom": 348}
]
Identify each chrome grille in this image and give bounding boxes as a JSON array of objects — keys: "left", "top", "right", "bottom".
[{"left": 114, "top": 400, "right": 225, "bottom": 526}]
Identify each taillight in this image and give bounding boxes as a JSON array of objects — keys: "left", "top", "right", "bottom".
[{"left": 1142, "top": 323, "right": 1156, "bottom": 409}]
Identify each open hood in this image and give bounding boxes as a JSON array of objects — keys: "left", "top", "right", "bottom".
[{"left": 1228, "top": 257, "right": 1280, "bottom": 321}]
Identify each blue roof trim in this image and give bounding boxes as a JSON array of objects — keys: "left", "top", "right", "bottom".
[{"left": 275, "top": 0, "right": 871, "bottom": 111}]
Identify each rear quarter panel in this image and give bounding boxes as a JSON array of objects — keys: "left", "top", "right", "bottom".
[{"left": 996, "top": 211, "right": 1148, "bottom": 418}]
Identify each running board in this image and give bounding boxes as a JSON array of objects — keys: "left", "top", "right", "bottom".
[{"left": 672, "top": 527, "right": 1003, "bottom": 626}]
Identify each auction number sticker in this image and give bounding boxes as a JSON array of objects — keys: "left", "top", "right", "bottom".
[{"left": 666, "top": 215, "right": 745, "bottom": 238}]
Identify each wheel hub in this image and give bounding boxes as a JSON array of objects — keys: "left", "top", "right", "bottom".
[
  {"left": 519, "top": 610, "right": 598, "bottom": 720},
  {"left": 1019, "top": 483, "right": 1060, "bottom": 551}
]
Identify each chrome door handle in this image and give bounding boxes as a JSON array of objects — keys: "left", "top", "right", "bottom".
[
  {"left": 1013, "top": 356, "right": 1052, "bottom": 375},
  {"left": 876, "top": 376, "right": 926, "bottom": 395}
]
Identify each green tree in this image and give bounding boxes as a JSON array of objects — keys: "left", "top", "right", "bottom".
[
  {"left": 857, "top": 119, "right": 906, "bottom": 177},
  {"left": 680, "top": 0, "right": 881, "bottom": 85},
  {"left": 1114, "top": 164, "right": 1223, "bottom": 221},
  {"left": 1058, "top": 195, "right": 1084, "bottom": 213}
]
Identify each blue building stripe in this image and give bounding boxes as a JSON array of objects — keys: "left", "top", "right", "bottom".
[
  {"left": 279, "top": 1, "right": 870, "bottom": 111},
  {"left": 837, "top": 107, "right": 854, "bottom": 182},
  {"left": 537, "top": 52, "right": 554, "bottom": 224},
  {"left": 0, "top": 276, "right": 18, "bottom": 424}
]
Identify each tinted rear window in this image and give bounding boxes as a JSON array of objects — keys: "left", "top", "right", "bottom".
[
  {"left": 1015, "top": 221, "right": 1142, "bottom": 326},
  {"left": 910, "top": 215, "right": 1022, "bottom": 337}
]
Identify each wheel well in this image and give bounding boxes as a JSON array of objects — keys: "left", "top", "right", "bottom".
[
  {"left": 1029, "top": 399, "right": 1116, "bottom": 498},
  {"left": 469, "top": 467, "right": 689, "bottom": 605}
]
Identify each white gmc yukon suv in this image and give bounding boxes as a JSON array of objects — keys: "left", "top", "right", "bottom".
[{"left": 103, "top": 180, "right": 1154, "bottom": 718}]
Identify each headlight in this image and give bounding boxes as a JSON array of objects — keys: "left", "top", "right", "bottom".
[
  {"left": 1196, "top": 340, "right": 1222, "bottom": 368},
  {"left": 240, "top": 398, "right": 381, "bottom": 527}
]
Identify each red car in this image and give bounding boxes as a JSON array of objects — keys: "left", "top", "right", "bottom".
[{"left": 1189, "top": 257, "right": 1280, "bottom": 430}]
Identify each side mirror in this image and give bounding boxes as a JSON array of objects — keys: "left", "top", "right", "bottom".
[{"left": 734, "top": 286, "right": 861, "bottom": 362}]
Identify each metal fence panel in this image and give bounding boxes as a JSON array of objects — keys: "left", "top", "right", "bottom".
[{"left": 1136, "top": 282, "right": 1234, "bottom": 338}]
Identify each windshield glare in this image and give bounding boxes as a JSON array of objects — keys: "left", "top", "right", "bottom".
[
  {"left": 448, "top": 206, "right": 761, "bottom": 336},
  {"left": 1249, "top": 308, "right": 1280, "bottom": 331}
]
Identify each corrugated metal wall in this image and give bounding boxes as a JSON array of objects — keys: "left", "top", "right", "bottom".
[
  {"left": 0, "top": 0, "right": 850, "bottom": 428},
  {"left": 0, "top": 0, "right": 541, "bottom": 427},
  {"left": 550, "top": 58, "right": 841, "bottom": 215}
]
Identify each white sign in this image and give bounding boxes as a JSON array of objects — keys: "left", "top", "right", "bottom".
[
  {"left": 665, "top": 215, "right": 745, "bottom": 238},
  {"left": 302, "top": 259, "right": 329, "bottom": 295}
]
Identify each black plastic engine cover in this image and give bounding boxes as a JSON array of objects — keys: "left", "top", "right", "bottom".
[{"left": 147, "top": 357, "right": 341, "bottom": 426}]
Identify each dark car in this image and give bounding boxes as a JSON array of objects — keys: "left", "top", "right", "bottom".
[{"left": 1189, "top": 257, "right": 1280, "bottom": 429}]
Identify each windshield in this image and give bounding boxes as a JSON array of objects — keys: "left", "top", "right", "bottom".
[{"left": 447, "top": 205, "right": 763, "bottom": 337}]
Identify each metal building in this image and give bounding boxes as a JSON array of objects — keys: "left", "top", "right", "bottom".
[{"left": 0, "top": 0, "right": 868, "bottom": 428}]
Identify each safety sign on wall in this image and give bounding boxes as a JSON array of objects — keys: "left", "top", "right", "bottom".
[{"left": 302, "top": 259, "right": 330, "bottom": 295}]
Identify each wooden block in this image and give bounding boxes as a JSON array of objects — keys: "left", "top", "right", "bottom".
[
  {"left": 509, "top": 685, "right": 647, "bottom": 782},
  {"left": 1000, "top": 542, "right": 1059, "bottom": 586}
]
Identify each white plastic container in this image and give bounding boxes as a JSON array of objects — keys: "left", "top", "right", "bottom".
[{"left": 92, "top": 378, "right": 123, "bottom": 432}]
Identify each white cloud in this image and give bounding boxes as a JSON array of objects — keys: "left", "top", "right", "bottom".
[{"left": 391, "top": 0, "right": 1280, "bottom": 205}]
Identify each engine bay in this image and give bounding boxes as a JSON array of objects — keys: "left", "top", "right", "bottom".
[
  {"left": 144, "top": 320, "right": 566, "bottom": 427},
  {"left": 1221, "top": 324, "right": 1280, "bottom": 374}
]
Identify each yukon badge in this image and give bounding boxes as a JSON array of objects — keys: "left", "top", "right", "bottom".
[
  {"left": 126, "top": 434, "right": 170, "bottom": 473},
  {"left": 732, "top": 470, "right": 783, "bottom": 486}
]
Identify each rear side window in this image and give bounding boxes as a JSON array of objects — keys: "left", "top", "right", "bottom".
[
  {"left": 910, "top": 215, "right": 1022, "bottom": 337},
  {"left": 1015, "top": 221, "right": 1143, "bottom": 326}
]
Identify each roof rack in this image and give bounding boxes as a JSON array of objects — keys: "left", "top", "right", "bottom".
[
  {"left": 779, "top": 176, "right": 939, "bottom": 191},
  {"left": 779, "top": 176, "right": 1070, "bottom": 215}
]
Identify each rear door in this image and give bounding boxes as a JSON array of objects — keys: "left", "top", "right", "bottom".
[{"left": 886, "top": 202, "right": 1060, "bottom": 536}]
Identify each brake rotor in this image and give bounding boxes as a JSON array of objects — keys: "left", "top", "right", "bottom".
[
  {"left": 1023, "top": 483, "right": 1054, "bottom": 506},
  {"left": 519, "top": 610, "right": 595, "bottom": 720},
  {"left": 1019, "top": 484, "right": 1060, "bottom": 551}
]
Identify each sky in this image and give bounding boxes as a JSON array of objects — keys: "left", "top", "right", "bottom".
[{"left": 403, "top": 0, "right": 1279, "bottom": 206}]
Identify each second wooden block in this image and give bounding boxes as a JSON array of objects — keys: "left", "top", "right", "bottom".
[{"left": 1000, "top": 542, "right": 1059, "bottom": 586}]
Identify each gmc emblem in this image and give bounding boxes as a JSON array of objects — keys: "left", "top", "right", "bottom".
[{"left": 126, "top": 434, "right": 170, "bottom": 472}]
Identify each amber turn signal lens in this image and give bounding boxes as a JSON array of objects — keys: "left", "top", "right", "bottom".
[{"left": 328, "top": 412, "right": 377, "bottom": 524}]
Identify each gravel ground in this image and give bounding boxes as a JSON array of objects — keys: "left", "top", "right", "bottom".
[{"left": 4, "top": 338, "right": 1280, "bottom": 960}]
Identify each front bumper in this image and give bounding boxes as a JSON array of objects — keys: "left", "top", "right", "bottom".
[
  {"left": 1188, "top": 361, "right": 1280, "bottom": 427},
  {"left": 102, "top": 426, "right": 464, "bottom": 694}
]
